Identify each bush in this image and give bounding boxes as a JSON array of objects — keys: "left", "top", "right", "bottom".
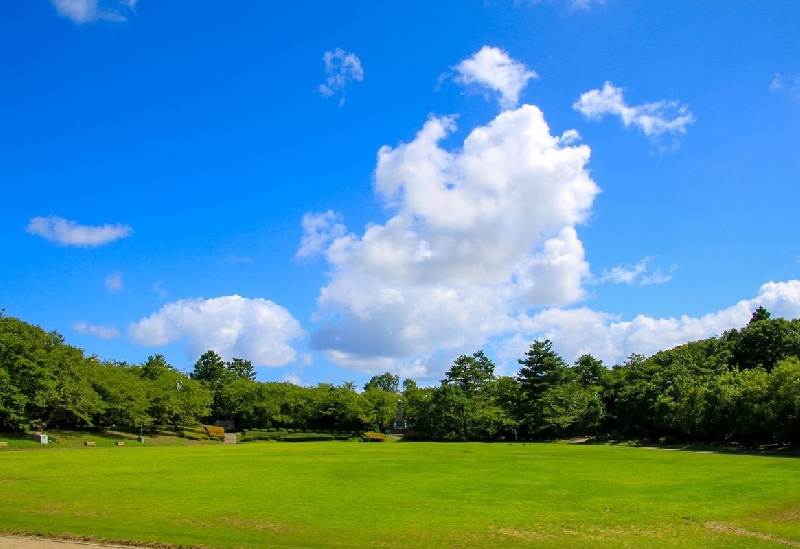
[
  {"left": 282, "top": 433, "right": 334, "bottom": 442},
  {"left": 239, "top": 431, "right": 272, "bottom": 443},
  {"left": 156, "top": 430, "right": 177, "bottom": 437},
  {"left": 268, "top": 428, "right": 277, "bottom": 433},
  {"left": 287, "top": 429, "right": 295, "bottom": 434},
  {"left": 204, "top": 425, "right": 225, "bottom": 438},
  {"left": 180, "top": 425, "right": 207, "bottom": 435}
]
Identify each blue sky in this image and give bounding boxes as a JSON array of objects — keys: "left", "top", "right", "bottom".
[{"left": 2, "top": 0, "right": 800, "bottom": 386}]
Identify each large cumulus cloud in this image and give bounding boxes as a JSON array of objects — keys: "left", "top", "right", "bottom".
[
  {"left": 303, "top": 105, "right": 599, "bottom": 375},
  {"left": 129, "top": 295, "right": 303, "bottom": 367}
]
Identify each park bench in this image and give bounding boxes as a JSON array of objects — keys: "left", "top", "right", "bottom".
[
  {"left": 116, "top": 441, "right": 125, "bottom": 446},
  {"left": 0, "top": 442, "right": 7, "bottom": 447},
  {"left": 84, "top": 441, "right": 96, "bottom": 447}
]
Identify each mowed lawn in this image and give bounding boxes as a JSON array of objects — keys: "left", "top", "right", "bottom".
[{"left": 2, "top": 442, "right": 800, "bottom": 548}]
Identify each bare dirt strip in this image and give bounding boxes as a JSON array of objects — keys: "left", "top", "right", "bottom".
[{"left": 0, "top": 537, "right": 143, "bottom": 549}]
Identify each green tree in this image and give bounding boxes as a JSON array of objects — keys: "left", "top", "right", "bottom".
[
  {"left": 517, "top": 340, "right": 572, "bottom": 399},
  {"left": 89, "top": 361, "right": 151, "bottom": 429},
  {"left": 362, "top": 388, "right": 398, "bottom": 432},
  {"left": 573, "top": 354, "right": 608, "bottom": 389},
  {"left": 227, "top": 357, "right": 256, "bottom": 380},
  {"left": 730, "top": 313, "right": 800, "bottom": 372},
  {"left": 363, "top": 372, "right": 400, "bottom": 393},
  {"left": 148, "top": 369, "right": 211, "bottom": 428},
  {"left": 438, "top": 351, "right": 498, "bottom": 440},
  {"left": 442, "top": 350, "right": 495, "bottom": 395},
  {"left": 191, "top": 350, "right": 234, "bottom": 420},
  {"left": 516, "top": 340, "right": 574, "bottom": 437}
]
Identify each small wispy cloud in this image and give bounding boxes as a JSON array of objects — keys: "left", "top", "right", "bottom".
[
  {"left": 282, "top": 372, "right": 303, "bottom": 386},
  {"left": 153, "top": 280, "right": 167, "bottom": 299},
  {"left": 51, "top": 0, "right": 136, "bottom": 24},
  {"left": 450, "top": 46, "right": 538, "bottom": 110},
  {"left": 593, "top": 257, "right": 675, "bottom": 286},
  {"left": 573, "top": 82, "right": 695, "bottom": 149},
  {"left": 26, "top": 215, "right": 133, "bottom": 247},
  {"left": 295, "top": 210, "right": 347, "bottom": 259},
  {"left": 318, "top": 48, "right": 364, "bottom": 107},
  {"left": 219, "top": 255, "right": 254, "bottom": 264},
  {"left": 528, "top": 0, "right": 605, "bottom": 11},
  {"left": 72, "top": 321, "right": 122, "bottom": 340},
  {"left": 570, "top": 0, "right": 602, "bottom": 8},
  {"left": 770, "top": 73, "right": 800, "bottom": 98},
  {"left": 105, "top": 272, "right": 123, "bottom": 293}
]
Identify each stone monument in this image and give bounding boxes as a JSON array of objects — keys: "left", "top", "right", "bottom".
[{"left": 392, "top": 400, "right": 407, "bottom": 433}]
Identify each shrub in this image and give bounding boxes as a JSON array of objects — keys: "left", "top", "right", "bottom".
[
  {"left": 282, "top": 433, "right": 334, "bottom": 442},
  {"left": 267, "top": 428, "right": 277, "bottom": 433},
  {"left": 180, "top": 432, "right": 206, "bottom": 441},
  {"left": 286, "top": 429, "right": 295, "bottom": 434},
  {"left": 180, "top": 426, "right": 207, "bottom": 435},
  {"left": 205, "top": 425, "right": 225, "bottom": 437},
  {"left": 156, "top": 430, "right": 177, "bottom": 437},
  {"left": 240, "top": 431, "right": 273, "bottom": 443}
]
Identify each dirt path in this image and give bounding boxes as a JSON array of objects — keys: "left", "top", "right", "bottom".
[{"left": 0, "top": 537, "right": 141, "bottom": 549}]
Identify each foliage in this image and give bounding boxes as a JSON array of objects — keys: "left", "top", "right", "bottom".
[
  {"left": 5, "top": 308, "right": 800, "bottom": 445},
  {"left": 363, "top": 372, "right": 399, "bottom": 393}
]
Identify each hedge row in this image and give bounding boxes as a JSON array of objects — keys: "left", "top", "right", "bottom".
[
  {"left": 239, "top": 431, "right": 352, "bottom": 443},
  {"left": 243, "top": 428, "right": 358, "bottom": 435}
]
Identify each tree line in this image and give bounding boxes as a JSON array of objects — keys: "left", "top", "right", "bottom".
[{"left": 2, "top": 307, "right": 800, "bottom": 445}]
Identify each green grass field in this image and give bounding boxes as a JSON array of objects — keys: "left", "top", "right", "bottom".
[{"left": 2, "top": 440, "right": 800, "bottom": 548}]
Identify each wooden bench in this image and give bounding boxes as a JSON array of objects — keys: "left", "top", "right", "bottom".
[
  {"left": 115, "top": 441, "right": 125, "bottom": 446},
  {"left": 84, "top": 441, "right": 96, "bottom": 447},
  {"left": 0, "top": 442, "right": 7, "bottom": 447}
]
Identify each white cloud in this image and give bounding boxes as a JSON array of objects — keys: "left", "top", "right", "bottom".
[
  {"left": 453, "top": 46, "right": 538, "bottom": 110},
  {"left": 72, "top": 321, "right": 122, "bottom": 340},
  {"left": 152, "top": 280, "right": 167, "bottom": 299},
  {"left": 594, "top": 257, "right": 674, "bottom": 286},
  {"left": 509, "top": 280, "right": 800, "bottom": 367},
  {"left": 528, "top": 0, "right": 605, "bottom": 11},
  {"left": 282, "top": 372, "right": 304, "bottom": 386},
  {"left": 568, "top": 0, "right": 603, "bottom": 9},
  {"left": 573, "top": 82, "right": 695, "bottom": 147},
  {"left": 51, "top": 0, "right": 135, "bottom": 24},
  {"left": 105, "top": 272, "right": 123, "bottom": 293},
  {"left": 305, "top": 102, "right": 599, "bottom": 376},
  {"left": 128, "top": 295, "right": 304, "bottom": 367},
  {"left": 218, "top": 255, "right": 254, "bottom": 264},
  {"left": 770, "top": 73, "right": 800, "bottom": 98},
  {"left": 26, "top": 215, "right": 133, "bottom": 247},
  {"left": 296, "top": 210, "right": 347, "bottom": 259},
  {"left": 318, "top": 48, "right": 364, "bottom": 106}
]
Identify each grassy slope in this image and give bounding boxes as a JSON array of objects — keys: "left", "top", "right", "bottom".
[
  {"left": 1, "top": 442, "right": 799, "bottom": 548},
  {"left": 0, "top": 430, "right": 219, "bottom": 449}
]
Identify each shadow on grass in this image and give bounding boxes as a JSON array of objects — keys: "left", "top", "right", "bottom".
[{"left": 569, "top": 436, "right": 800, "bottom": 459}]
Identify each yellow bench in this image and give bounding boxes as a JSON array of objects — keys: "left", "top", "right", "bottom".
[{"left": 84, "top": 441, "right": 96, "bottom": 447}]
